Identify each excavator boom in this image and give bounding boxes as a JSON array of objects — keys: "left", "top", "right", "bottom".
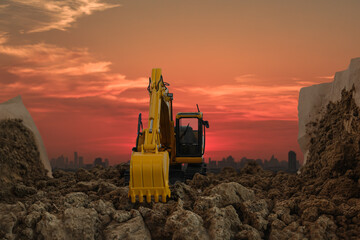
[{"left": 129, "top": 69, "right": 171, "bottom": 203}]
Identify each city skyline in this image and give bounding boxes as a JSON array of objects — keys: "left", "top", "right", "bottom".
[
  {"left": 50, "top": 149, "right": 299, "bottom": 169},
  {"left": 50, "top": 151, "right": 109, "bottom": 170},
  {"left": 207, "top": 151, "right": 300, "bottom": 173}
]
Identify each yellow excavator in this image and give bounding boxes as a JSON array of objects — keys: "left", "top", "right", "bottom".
[{"left": 128, "top": 69, "right": 209, "bottom": 203}]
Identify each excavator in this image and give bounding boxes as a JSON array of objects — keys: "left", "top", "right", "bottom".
[{"left": 128, "top": 69, "right": 209, "bottom": 203}]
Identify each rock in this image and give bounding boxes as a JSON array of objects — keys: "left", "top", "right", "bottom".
[
  {"left": 0, "top": 202, "right": 26, "bottom": 240},
  {"left": 189, "top": 173, "right": 211, "bottom": 190},
  {"left": 139, "top": 200, "right": 182, "bottom": 239},
  {"left": 28, "top": 201, "right": 48, "bottom": 213},
  {"left": 301, "top": 206, "right": 319, "bottom": 222},
  {"left": 240, "top": 161, "right": 264, "bottom": 175},
  {"left": 194, "top": 182, "right": 255, "bottom": 215},
  {"left": 171, "top": 182, "right": 198, "bottom": 209},
  {"left": 0, "top": 211, "right": 17, "bottom": 239},
  {"left": 63, "top": 207, "right": 99, "bottom": 240},
  {"left": 21, "top": 227, "right": 34, "bottom": 239},
  {"left": 36, "top": 212, "right": 66, "bottom": 240},
  {"left": 111, "top": 210, "right": 132, "bottom": 223},
  {"left": 272, "top": 201, "right": 293, "bottom": 225},
  {"left": 76, "top": 180, "right": 100, "bottom": 192},
  {"left": 104, "top": 210, "right": 151, "bottom": 240},
  {"left": 111, "top": 187, "right": 132, "bottom": 210},
  {"left": 193, "top": 194, "right": 222, "bottom": 216},
  {"left": 206, "top": 182, "right": 255, "bottom": 204},
  {"left": 164, "top": 208, "right": 209, "bottom": 240},
  {"left": 63, "top": 192, "right": 89, "bottom": 208},
  {"left": 139, "top": 205, "right": 167, "bottom": 239},
  {"left": 240, "top": 199, "right": 269, "bottom": 232},
  {"left": 338, "top": 198, "right": 360, "bottom": 219},
  {"left": 13, "top": 184, "right": 37, "bottom": 197},
  {"left": 299, "top": 198, "right": 337, "bottom": 216},
  {"left": 204, "top": 205, "right": 241, "bottom": 240},
  {"left": 24, "top": 211, "right": 42, "bottom": 228},
  {"left": 309, "top": 215, "right": 338, "bottom": 239},
  {"left": 75, "top": 168, "right": 94, "bottom": 182},
  {"left": 53, "top": 169, "right": 72, "bottom": 179},
  {"left": 89, "top": 199, "right": 114, "bottom": 216},
  {"left": 98, "top": 182, "right": 118, "bottom": 195},
  {"left": 236, "top": 224, "right": 262, "bottom": 240},
  {"left": 271, "top": 219, "right": 286, "bottom": 230},
  {"left": 267, "top": 188, "right": 282, "bottom": 200}
]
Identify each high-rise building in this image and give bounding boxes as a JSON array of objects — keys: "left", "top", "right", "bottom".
[
  {"left": 288, "top": 151, "right": 297, "bottom": 173},
  {"left": 94, "top": 157, "right": 103, "bottom": 166},
  {"left": 74, "top": 152, "right": 78, "bottom": 168},
  {"left": 208, "top": 157, "right": 217, "bottom": 169},
  {"left": 104, "top": 158, "right": 109, "bottom": 167},
  {"left": 79, "top": 156, "right": 84, "bottom": 168}
]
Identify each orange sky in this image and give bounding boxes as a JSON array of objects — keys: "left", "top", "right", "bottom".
[{"left": 1, "top": 0, "right": 360, "bottom": 164}]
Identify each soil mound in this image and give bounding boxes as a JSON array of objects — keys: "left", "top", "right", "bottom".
[
  {"left": 301, "top": 87, "right": 360, "bottom": 184},
  {"left": 0, "top": 119, "right": 48, "bottom": 200}
]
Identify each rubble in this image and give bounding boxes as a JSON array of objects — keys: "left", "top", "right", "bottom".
[{"left": 0, "top": 151, "right": 357, "bottom": 239}]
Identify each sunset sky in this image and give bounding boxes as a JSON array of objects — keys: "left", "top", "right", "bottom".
[{"left": 1, "top": 0, "right": 360, "bottom": 164}]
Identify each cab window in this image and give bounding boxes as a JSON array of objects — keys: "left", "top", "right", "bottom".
[{"left": 177, "top": 117, "right": 202, "bottom": 157}]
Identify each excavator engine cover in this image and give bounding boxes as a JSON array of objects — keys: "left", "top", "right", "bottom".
[{"left": 129, "top": 151, "right": 171, "bottom": 203}]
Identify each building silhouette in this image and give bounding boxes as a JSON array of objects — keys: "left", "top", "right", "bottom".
[
  {"left": 50, "top": 152, "right": 98, "bottom": 170},
  {"left": 207, "top": 152, "right": 297, "bottom": 173},
  {"left": 79, "top": 156, "right": 84, "bottom": 168},
  {"left": 208, "top": 157, "right": 217, "bottom": 169},
  {"left": 93, "top": 157, "right": 109, "bottom": 168},
  {"left": 104, "top": 158, "right": 109, "bottom": 168},
  {"left": 288, "top": 151, "right": 297, "bottom": 173},
  {"left": 74, "top": 152, "right": 78, "bottom": 168}
]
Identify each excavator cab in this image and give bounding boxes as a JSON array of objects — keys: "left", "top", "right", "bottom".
[{"left": 175, "top": 113, "right": 209, "bottom": 158}]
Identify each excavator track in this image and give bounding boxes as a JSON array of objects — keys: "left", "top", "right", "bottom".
[
  {"left": 184, "top": 163, "right": 207, "bottom": 180},
  {"left": 169, "top": 163, "right": 207, "bottom": 184},
  {"left": 128, "top": 163, "right": 207, "bottom": 186}
]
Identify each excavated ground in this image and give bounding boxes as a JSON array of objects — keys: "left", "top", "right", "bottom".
[
  {"left": 0, "top": 89, "right": 360, "bottom": 240},
  {"left": 0, "top": 119, "right": 48, "bottom": 201}
]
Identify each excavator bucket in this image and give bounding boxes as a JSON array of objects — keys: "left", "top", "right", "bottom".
[{"left": 128, "top": 151, "right": 171, "bottom": 203}]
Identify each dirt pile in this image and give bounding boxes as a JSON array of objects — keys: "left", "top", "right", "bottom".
[
  {"left": 301, "top": 87, "right": 360, "bottom": 182},
  {"left": 0, "top": 119, "right": 48, "bottom": 200},
  {"left": 0, "top": 159, "right": 358, "bottom": 240}
]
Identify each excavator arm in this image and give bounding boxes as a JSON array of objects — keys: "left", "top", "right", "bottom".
[{"left": 128, "top": 69, "right": 173, "bottom": 203}]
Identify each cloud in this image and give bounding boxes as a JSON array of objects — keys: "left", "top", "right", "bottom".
[
  {"left": 0, "top": 32, "right": 8, "bottom": 44},
  {"left": 235, "top": 74, "right": 257, "bottom": 83},
  {"left": 0, "top": 0, "right": 120, "bottom": 33},
  {"left": 317, "top": 75, "right": 334, "bottom": 80},
  {"left": 187, "top": 85, "right": 302, "bottom": 97},
  {"left": 0, "top": 42, "right": 149, "bottom": 105},
  {"left": 173, "top": 76, "right": 318, "bottom": 121}
]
